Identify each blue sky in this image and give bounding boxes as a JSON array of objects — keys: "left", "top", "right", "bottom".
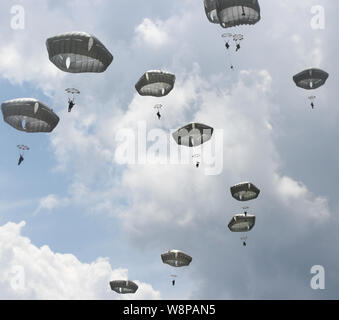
[{"left": 0, "top": 0, "right": 338, "bottom": 299}]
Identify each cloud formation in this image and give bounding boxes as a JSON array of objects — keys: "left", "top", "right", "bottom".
[{"left": 0, "top": 221, "right": 160, "bottom": 299}]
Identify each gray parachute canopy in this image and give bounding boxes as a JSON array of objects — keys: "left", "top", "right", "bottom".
[
  {"left": 1, "top": 98, "right": 59, "bottom": 133},
  {"left": 135, "top": 70, "right": 176, "bottom": 97},
  {"left": 17, "top": 144, "right": 29, "bottom": 151},
  {"left": 204, "top": 0, "right": 220, "bottom": 23},
  {"left": 65, "top": 88, "right": 80, "bottom": 95},
  {"left": 161, "top": 250, "right": 192, "bottom": 267},
  {"left": 293, "top": 68, "right": 329, "bottom": 90},
  {"left": 228, "top": 213, "right": 256, "bottom": 232},
  {"left": 46, "top": 31, "right": 113, "bottom": 73},
  {"left": 204, "top": 0, "right": 261, "bottom": 28},
  {"left": 230, "top": 182, "right": 260, "bottom": 201},
  {"left": 172, "top": 123, "right": 214, "bottom": 147},
  {"left": 109, "top": 280, "right": 138, "bottom": 294}
]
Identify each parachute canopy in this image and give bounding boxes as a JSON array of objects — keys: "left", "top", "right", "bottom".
[
  {"left": 293, "top": 68, "right": 329, "bottom": 90},
  {"left": 204, "top": 0, "right": 220, "bottom": 23},
  {"left": 172, "top": 123, "right": 214, "bottom": 147},
  {"left": 135, "top": 70, "right": 176, "bottom": 97},
  {"left": 65, "top": 88, "right": 80, "bottom": 95},
  {"left": 17, "top": 144, "right": 29, "bottom": 151},
  {"left": 204, "top": 0, "right": 261, "bottom": 28},
  {"left": 222, "top": 32, "right": 233, "bottom": 39},
  {"left": 161, "top": 250, "right": 192, "bottom": 267},
  {"left": 230, "top": 182, "right": 260, "bottom": 201},
  {"left": 233, "top": 34, "right": 244, "bottom": 42},
  {"left": 109, "top": 280, "right": 138, "bottom": 294},
  {"left": 1, "top": 98, "right": 59, "bottom": 133},
  {"left": 46, "top": 32, "right": 113, "bottom": 73},
  {"left": 228, "top": 213, "right": 256, "bottom": 232}
]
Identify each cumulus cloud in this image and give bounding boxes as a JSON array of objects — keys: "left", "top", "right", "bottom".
[
  {"left": 33, "top": 194, "right": 69, "bottom": 215},
  {"left": 0, "top": 221, "right": 160, "bottom": 299},
  {"left": 112, "top": 68, "right": 331, "bottom": 241},
  {"left": 134, "top": 18, "right": 170, "bottom": 48},
  {"left": 0, "top": 0, "right": 338, "bottom": 300}
]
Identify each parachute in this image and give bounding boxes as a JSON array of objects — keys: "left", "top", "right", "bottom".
[
  {"left": 161, "top": 250, "right": 191, "bottom": 285},
  {"left": 229, "top": 182, "right": 260, "bottom": 246},
  {"left": 308, "top": 95, "right": 316, "bottom": 109},
  {"left": 172, "top": 123, "right": 214, "bottom": 147},
  {"left": 293, "top": 68, "right": 328, "bottom": 109},
  {"left": 228, "top": 207, "right": 255, "bottom": 246},
  {"left": 65, "top": 88, "right": 80, "bottom": 112},
  {"left": 222, "top": 32, "right": 233, "bottom": 39},
  {"left": 1, "top": 98, "right": 59, "bottom": 133},
  {"left": 233, "top": 34, "right": 244, "bottom": 42},
  {"left": 171, "top": 274, "right": 178, "bottom": 286},
  {"left": 241, "top": 236, "right": 248, "bottom": 247},
  {"left": 65, "top": 88, "right": 80, "bottom": 96},
  {"left": 154, "top": 104, "right": 164, "bottom": 119},
  {"left": 161, "top": 250, "right": 192, "bottom": 267},
  {"left": 204, "top": 0, "right": 261, "bottom": 28},
  {"left": 16, "top": 145, "right": 29, "bottom": 166},
  {"left": 293, "top": 68, "right": 329, "bottom": 90},
  {"left": 205, "top": 1, "right": 259, "bottom": 69},
  {"left": 46, "top": 32, "right": 113, "bottom": 73},
  {"left": 221, "top": 33, "right": 235, "bottom": 68},
  {"left": 233, "top": 34, "right": 244, "bottom": 52},
  {"left": 204, "top": 0, "right": 220, "bottom": 23},
  {"left": 228, "top": 210, "right": 256, "bottom": 232},
  {"left": 17, "top": 145, "right": 29, "bottom": 151},
  {"left": 109, "top": 280, "right": 138, "bottom": 294},
  {"left": 135, "top": 70, "right": 176, "bottom": 97},
  {"left": 230, "top": 182, "right": 260, "bottom": 201},
  {"left": 192, "top": 154, "right": 201, "bottom": 168}
]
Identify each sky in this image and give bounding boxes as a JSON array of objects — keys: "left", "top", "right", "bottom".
[{"left": 0, "top": 0, "right": 338, "bottom": 300}]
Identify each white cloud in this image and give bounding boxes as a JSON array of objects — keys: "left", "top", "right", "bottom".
[
  {"left": 134, "top": 18, "right": 170, "bottom": 48},
  {"left": 0, "top": 0, "right": 337, "bottom": 299},
  {"left": 0, "top": 221, "right": 160, "bottom": 300},
  {"left": 277, "top": 176, "right": 308, "bottom": 199},
  {"left": 33, "top": 194, "right": 69, "bottom": 215},
  {"left": 275, "top": 175, "right": 330, "bottom": 221}
]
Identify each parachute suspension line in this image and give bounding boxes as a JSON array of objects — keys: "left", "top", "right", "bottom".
[
  {"left": 242, "top": 207, "right": 249, "bottom": 246},
  {"left": 192, "top": 153, "right": 201, "bottom": 168},
  {"left": 225, "top": 44, "right": 234, "bottom": 70},
  {"left": 308, "top": 95, "right": 316, "bottom": 109},
  {"left": 17, "top": 144, "right": 29, "bottom": 157},
  {"left": 241, "top": 235, "right": 248, "bottom": 247},
  {"left": 222, "top": 33, "right": 234, "bottom": 70},
  {"left": 243, "top": 206, "right": 249, "bottom": 216}
]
